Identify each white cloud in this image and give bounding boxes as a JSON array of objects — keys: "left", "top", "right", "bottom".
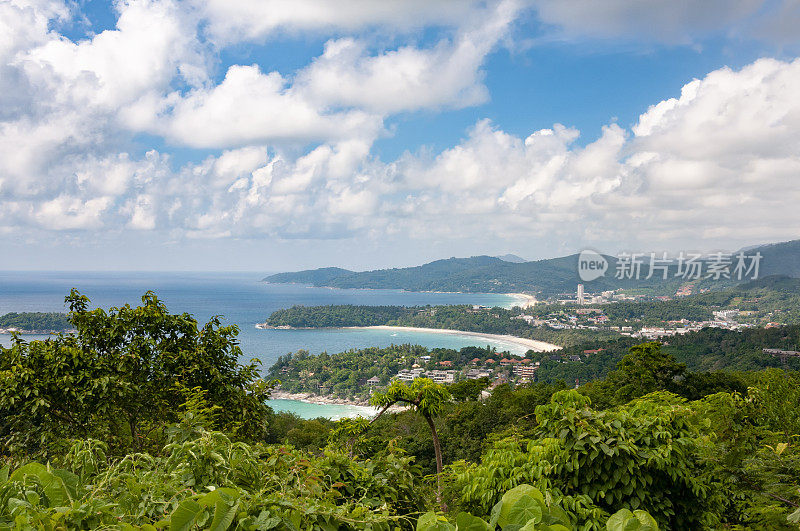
[
  {"left": 2, "top": 0, "right": 800, "bottom": 262},
  {"left": 296, "top": 1, "right": 518, "bottom": 113},
  {"left": 149, "top": 64, "right": 383, "bottom": 148},
  {"left": 0, "top": 0, "right": 208, "bottom": 197},
  {"left": 531, "top": 0, "right": 765, "bottom": 43},
  {"left": 194, "top": 0, "right": 490, "bottom": 44},
  {"left": 146, "top": 1, "right": 518, "bottom": 147}
]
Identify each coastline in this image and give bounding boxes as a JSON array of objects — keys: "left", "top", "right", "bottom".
[
  {"left": 261, "top": 281, "right": 534, "bottom": 309},
  {"left": 344, "top": 325, "right": 561, "bottom": 352},
  {"left": 269, "top": 390, "right": 405, "bottom": 415},
  {"left": 270, "top": 389, "right": 373, "bottom": 407},
  {"left": 506, "top": 293, "right": 538, "bottom": 308}
]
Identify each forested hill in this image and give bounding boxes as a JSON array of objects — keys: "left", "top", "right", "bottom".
[
  {"left": 534, "top": 324, "right": 800, "bottom": 385},
  {"left": 0, "top": 312, "right": 72, "bottom": 332},
  {"left": 263, "top": 239, "right": 800, "bottom": 296},
  {"left": 263, "top": 254, "right": 679, "bottom": 296}
]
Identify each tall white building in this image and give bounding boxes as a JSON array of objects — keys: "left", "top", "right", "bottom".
[{"left": 577, "top": 284, "right": 585, "bottom": 305}]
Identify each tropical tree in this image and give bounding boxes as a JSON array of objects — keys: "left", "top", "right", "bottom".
[
  {"left": 370, "top": 378, "right": 451, "bottom": 501},
  {"left": 0, "top": 290, "right": 274, "bottom": 457}
]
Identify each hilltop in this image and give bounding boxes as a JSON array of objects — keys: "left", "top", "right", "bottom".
[{"left": 263, "top": 239, "right": 800, "bottom": 297}]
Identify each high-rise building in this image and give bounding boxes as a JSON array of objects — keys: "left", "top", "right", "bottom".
[{"left": 577, "top": 283, "right": 585, "bottom": 305}]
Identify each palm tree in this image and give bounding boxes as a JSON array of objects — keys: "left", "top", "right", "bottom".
[{"left": 369, "top": 378, "right": 451, "bottom": 503}]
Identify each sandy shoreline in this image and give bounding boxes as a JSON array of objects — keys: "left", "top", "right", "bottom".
[
  {"left": 344, "top": 325, "right": 561, "bottom": 352},
  {"left": 270, "top": 390, "right": 373, "bottom": 407},
  {"left": 269, "top": 390, "right": 405, "bottom": 414},
  {"left": 506, "top": 293, "right": 538, "bottom": 308}
]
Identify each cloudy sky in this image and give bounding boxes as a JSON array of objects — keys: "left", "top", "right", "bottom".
[{"left": 2, "top": 0, "right": 800, "bottom": 271}]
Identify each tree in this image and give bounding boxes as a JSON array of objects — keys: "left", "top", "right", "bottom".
[
  {"left": 369, "top": 378, "right": 451, "bottom": 501},
  {"left": 583, "top": 342, "right": 685, "bottom": 407},
  {"left": 448, "top": 378, "right": 489, "bottom": 401},
  {"left": 0, "top": 290, "right": 274, "bottom": 457}
]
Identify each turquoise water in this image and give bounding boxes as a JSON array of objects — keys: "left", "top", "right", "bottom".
[
  {"left": 0, "top": 271, "right": 520, "bottom": 417},
  {"left": 266, "top": 399, "right": 378, "bottom": 420}
]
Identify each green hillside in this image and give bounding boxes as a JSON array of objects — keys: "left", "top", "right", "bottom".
[
  {"left": 0, "top": 312, "right": 72, "bottom": 331},
  {"left": 264, "top": 239, "right": 800, "bottom": 296}
]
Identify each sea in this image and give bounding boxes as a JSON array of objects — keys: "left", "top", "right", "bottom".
[{"left": 0, "top": 271, "right": 522, "bottom": 419}]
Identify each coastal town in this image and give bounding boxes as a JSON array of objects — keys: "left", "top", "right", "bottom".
[{"left": 512, "top": 284, "right": 759, "bottom": 340}]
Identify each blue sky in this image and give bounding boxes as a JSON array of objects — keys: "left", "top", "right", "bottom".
[{"left": 2, "top": 0, "right": 799, "bottom": 271}]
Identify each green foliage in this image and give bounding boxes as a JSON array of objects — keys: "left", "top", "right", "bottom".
[
  {"left": 0, "top": 312, "right": 72, "bottom": 332},
  {"left": 451, "top": 390, "right": 723, "bottom": 529},
  {"left": 371, "top": 378, "right": 452, "bottom": 419},
  {"left": 265, "top": 304, "right": 615, "bottom": 349},
  {"left": 416, "top": 484, "right": 658, "bottom": 531},
  {"left": 4, "top": 287, "right": 800, "bottom": 530},
  {"left": 0, "top": 290, "right": 275, "bottom": 457},
  {"left": 689, "top": 372, "right": 800, "bottom": 529},
  {"left": 371, "top": 378, "right": 452, "bottom": 500},
  {"left": 449, "top": 378, "right": 490, "bottom": 402},
  {"left": 0, "top": 432, "right": 425, "bottom": 530},
  {"left": 581, "top": 343, "right": 685, "bottom": 407},
  {"left": 605, "top": 509, "right": 658, "bottom": 531}
]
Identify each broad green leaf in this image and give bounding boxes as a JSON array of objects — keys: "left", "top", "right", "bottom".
[
  {"left": 169, "top": 499, "right": 204, "bottom": 531},
  {"left": 606, "top": 508, "right": 659, "bottom": 531},
  {"left": 455, "top": 512, "right": 489, "bottom": 531},
  {"left": 197, "top": 487, "right": 240, "bottom": 507},
  {"left": 606, "top": 509, "right": 634, "bottom": 531},
  {"left": 417, "top": 511, "right": 455, "bottom": 531},
  {"left": 789, "top": 506, "right": 800, "bottom": 524},
  {"left": 208, "top": 499, "right": 239, "bottom": 531},
  {"left": 506, "top": 494, "right": 543, "bottom": 527},
  {"left": 497, "top": 485, "right": 545, "bottom": 527},
  {"left": 632, "top": 510, "right": 658, "bottom": 531}
]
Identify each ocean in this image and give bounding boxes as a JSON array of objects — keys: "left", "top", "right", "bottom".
[{"left": 0, "top": 271, "right": 520, "bottom": 418}]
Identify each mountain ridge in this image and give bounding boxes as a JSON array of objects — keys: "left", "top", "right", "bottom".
[{"left": 263, "top": 239, "right": 800, "bottom": 297}]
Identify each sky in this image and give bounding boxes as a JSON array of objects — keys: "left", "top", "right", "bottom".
[{"left": 2, "top": 0, "right": 800, "bottom": 271}]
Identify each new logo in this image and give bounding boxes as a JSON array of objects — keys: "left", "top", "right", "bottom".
[{"left": 577, "top": 249, "right": 608, "bottom": 282}]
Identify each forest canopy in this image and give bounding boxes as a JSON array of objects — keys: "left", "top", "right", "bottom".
[{"left": 1, "top": 291, "right": 799, "bottom": 529}]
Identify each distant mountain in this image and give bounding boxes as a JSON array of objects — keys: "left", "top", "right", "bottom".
[
  {"left": 748, "top": 239, "right": 800, "bottom": 278},
  {"left": 263, "top": 239, "right": 800, "bottom": 296},
  {"left": 496, "top": 254, "right": 527, "bottom": 263},
  {"left": 264, "top": 254, "right": 665, "bottom": 295},
  {"left": 265, "top": 267, "right": 353, "bottom": 286}
]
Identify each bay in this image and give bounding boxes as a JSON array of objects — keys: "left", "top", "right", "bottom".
[{"left": 0, "top": 271, "right": 520, "bottom": 418}]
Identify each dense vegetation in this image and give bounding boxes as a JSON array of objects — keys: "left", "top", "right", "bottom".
[
  {"left": 0, "top": 312, "right": 72, "bottom": 332},
  {"left": 265, "top": 305, "right": 410, "bottom": 328},
  {"left": 269, "top": 344, "right": 519, "bottom": 400},
  {"left": 531, "top": 324, "right": 800, "bottom": 385},
  {"left": 3, "top": 291, "right": 800, "bottom": 529},
  {"left": 265, "top": 304, "right": 617, "bottom": 347}
]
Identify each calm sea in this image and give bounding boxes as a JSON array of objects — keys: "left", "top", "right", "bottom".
[{"left": 0, "top": 271, "right": 519, "bottom": 418}]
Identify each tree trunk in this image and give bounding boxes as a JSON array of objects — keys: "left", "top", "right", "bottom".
[{"left": 424, "top": 413, "right": 443, "bottom": 504}]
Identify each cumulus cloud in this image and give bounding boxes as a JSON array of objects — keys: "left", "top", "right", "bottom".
[
  {"left": 530, "top": 0, "right": 800, "bottom": 46},
  {"left": 1, "top": 0, "right": 799, "bottom": 262},
  {"left": 0, "top": 0, "right": 207, "bottom": 197},
  {"left": 148, "top": 65, "right": 383, "bottom": 149},
  {"left": 295, "top": 1, "right": 519, "bottom": 113},
  {"left": 193, "top": 0, "right": 491, "bottom": 44},
  {"left": 142, "top": 1, "right": 517, "bottom": 147}
]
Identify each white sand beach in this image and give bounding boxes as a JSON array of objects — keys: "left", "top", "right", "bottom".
[
  {"left": 507, "top": 293, "right": 538, "bottom": 308},
  {"left": 347, "top": 325, "right": 561, "bottom": 352},
  {"left": 269, "top": 390, "right": 405, "bottom": 415}
]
